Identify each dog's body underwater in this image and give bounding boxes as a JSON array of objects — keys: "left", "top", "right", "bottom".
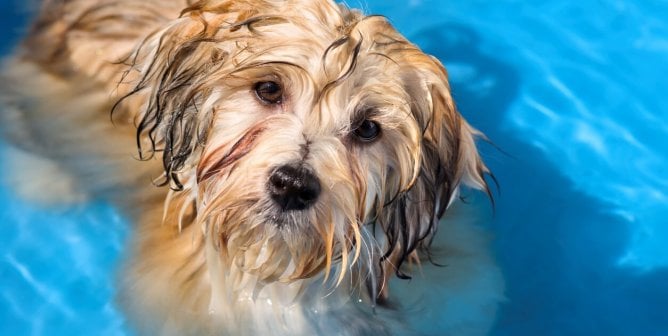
[{"left": 0, "top": 0, "right": 504, "bottom": 335}]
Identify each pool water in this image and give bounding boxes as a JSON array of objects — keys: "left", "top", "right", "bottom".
[{"left": 2, "top": 1, "right": 667, "bottom": 335}]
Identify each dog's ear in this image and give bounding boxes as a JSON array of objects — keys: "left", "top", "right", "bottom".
[
  {"left": 114, "top": 1, "right": 270, "bottom": 189},
  {"left": 375, "top": 55, "right": 490, "bottom": 289},
  {"left": 417, "top": 57, "right": 490, "bottom": 201}
]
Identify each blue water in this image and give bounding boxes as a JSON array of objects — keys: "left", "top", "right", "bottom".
[{"left": 2, "top": 0, "right": 667, "bottom": 335}]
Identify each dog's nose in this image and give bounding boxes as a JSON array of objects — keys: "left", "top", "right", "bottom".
[{"left": 268, "top": 165, "right": 321, "bottom": 211}]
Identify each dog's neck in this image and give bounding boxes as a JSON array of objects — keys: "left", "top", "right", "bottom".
[
  {"left": 204, "top": 225, "right": 387, "bottom": 334},
  {"left": 120, "top": 191, "right": 387, "bottom": 335},
  {"left": 205, "top": 238, "right": 311, "bottom": 332}
]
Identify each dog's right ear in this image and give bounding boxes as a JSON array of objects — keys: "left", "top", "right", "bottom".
[{"left": 114, "top": 1, "right": 272, "bottom": 189}]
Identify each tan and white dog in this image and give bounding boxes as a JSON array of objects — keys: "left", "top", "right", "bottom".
[{"left": 0, "top": 0, "right": 503, "bottom": 335}]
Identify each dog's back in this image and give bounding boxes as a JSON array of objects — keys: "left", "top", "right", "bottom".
[{"left": 0, "top": 0, "right": 179, "bottom": 204}]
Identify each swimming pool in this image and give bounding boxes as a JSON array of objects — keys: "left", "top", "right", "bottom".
[{"left": 2, "top": 1, "right": 667, "bottom": 335}]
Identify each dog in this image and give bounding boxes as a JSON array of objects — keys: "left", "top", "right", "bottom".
[{"left": 0, "top": 0, "right": 504, "bottom": 335}]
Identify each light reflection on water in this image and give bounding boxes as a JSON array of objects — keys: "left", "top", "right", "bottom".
[
  {"left": 0, "top": 172, "right": 130, "bottom": 334},
  {"left": 1, "top": 0, "right": 667, "bottom": 335},
  {"left": 374, "top": 0, "right": 668, "bottom": 334}
]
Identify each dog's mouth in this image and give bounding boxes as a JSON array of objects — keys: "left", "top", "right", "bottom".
[{"left": 262, "top": 206, "right": 312, "bottom": 230}]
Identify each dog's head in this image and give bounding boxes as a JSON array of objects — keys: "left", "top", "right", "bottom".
[{"left": 122, "top": 0, "right": 489, "bottom": 303}]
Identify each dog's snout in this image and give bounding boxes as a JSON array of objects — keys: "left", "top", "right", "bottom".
[{"left": 268, "top": 165, "right": 321, "bottom": 211}]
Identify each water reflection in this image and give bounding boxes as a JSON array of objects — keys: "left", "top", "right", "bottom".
[{"left": 412, "top": 22, "right": 668, "bottom": 335}]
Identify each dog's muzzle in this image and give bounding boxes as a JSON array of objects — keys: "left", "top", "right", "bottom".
[{"left": 267, "top": 165, "right": 321, "bottom": 211}]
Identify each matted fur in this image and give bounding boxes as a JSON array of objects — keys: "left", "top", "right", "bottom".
[{"left": 0, "top": 0, "right": 503, "bottom": 335}]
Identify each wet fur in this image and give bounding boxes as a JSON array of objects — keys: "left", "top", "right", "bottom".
[{"left": 0, "top": 0, "right": 503, "bottom": 335}]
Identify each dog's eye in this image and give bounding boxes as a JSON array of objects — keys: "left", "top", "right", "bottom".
[
  {"left": 254, "top": 81, "right": 283, "bottom": 104},
  {"left": 353, "top": 119, "right": 381, "bottom": 142}
]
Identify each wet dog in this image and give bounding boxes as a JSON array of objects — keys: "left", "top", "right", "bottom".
[{"left": 0, "top": 0, "right": 503, "bottom": 334}]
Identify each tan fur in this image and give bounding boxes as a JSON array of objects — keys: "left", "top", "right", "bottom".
[{"left": 0, "top": 1, "right": 502, "bottom": 335}]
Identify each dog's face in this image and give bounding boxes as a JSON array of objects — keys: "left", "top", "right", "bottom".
[{"left": 123, "top": 0, "right": 488, "bottom": 301}]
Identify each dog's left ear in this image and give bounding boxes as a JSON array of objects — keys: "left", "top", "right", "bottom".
[
  {"left": 416, "top": 56, "right": 490, "bottom": 203},
  {"left": 376, "top": 55, "right": 490, "bottom": 285}
]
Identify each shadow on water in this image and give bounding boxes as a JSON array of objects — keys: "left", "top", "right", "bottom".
[
  {"left": 0, "top": 2, "right": 31, "bottom": 55},
  {"left": 412, "top": 24, "right": 668, "bottom": 335}
]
